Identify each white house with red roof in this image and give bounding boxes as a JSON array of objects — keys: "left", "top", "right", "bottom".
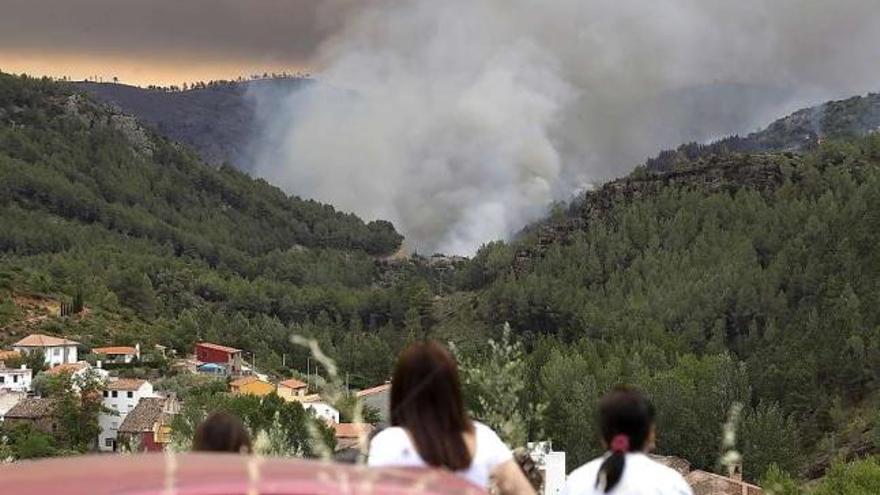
[
  {"left": 92, "top": 345, "right": 140, "bottom": 364},
  {"left": 98, "top": 378, "right": 157, "bottom": 452},
  {"left": 13, "top": 333, "right": 80, "bottom": 367}
]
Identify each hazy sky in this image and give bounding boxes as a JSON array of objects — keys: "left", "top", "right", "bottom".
[{"left": 0, "top": 0, "right": 359, "bottom": 85}]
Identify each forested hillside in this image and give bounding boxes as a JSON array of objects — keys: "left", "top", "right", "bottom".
[
  {"left": 0, "top": 73, "right": 416, "bottom": 387},
  {"left": 76, "top": 78, "right": 308, "bottom": 170},
  {"left": 456, "top": 134, "right": 880, "bottom": 480},
  {"left": 2, "top": 72, "right": 880, "bottom": 487},
  {"left": 646, "top": 92, "right": 880, "bottom": 172}
]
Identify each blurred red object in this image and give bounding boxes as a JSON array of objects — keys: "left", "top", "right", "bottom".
[{"left": 0, "top": 453, "right": 486, "bottom": 495}]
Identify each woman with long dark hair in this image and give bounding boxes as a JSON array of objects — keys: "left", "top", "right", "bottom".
[
  {"left": 563, "top": 386, "right": 692, "bottom": 495},
  {"left": 368, "top": 341, "right": 534, "bottom": 494}
]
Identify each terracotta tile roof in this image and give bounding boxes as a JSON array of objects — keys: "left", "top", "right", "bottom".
[
  {"left": 106, "top": 378, "right": 148, "bottom": 391},
  {"left": 333, "top": 423, "right": 375, "bottom": 439},
  {"left": 278, "top": 378, "right": 307, "bottom": 389},
  {"left": 5, "top": 397, "right": 55, "bottom": 419},
  {"left": 686, "top": 470, "right": 763, "bottom": 495},
  {"left": 649, "top": 454, "right": 693, "bottom": 476},
  {"left": 196, "top": 342, "right": 240, "bottom": 354},
  {"left": 356, "top": 383, "right": 391, "bottom": 398},
  {"left": 45, "top": 362, "right": 90, "bottom": 375},
  {"left": 0, "top": 350, "right": 21, "bottom": 362},
  {"left": 93, "top": 346, "right": 137, "bottom": 355},
  {"left": 118, "top": 398, "right": 165, "bottom": 433},
  {"left": 14, "top": 333, "right": 79, "bottom": 347}
]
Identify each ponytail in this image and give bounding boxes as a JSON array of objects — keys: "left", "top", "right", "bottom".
[
  {"left": 594, "top": 386, "right": 655, "bottom": 493},
  {"left": 596, "top": 434, "right": 630, "bottom": 492}
]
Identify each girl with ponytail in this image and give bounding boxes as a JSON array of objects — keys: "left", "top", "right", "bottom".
[{"left": 563, "top": 386, "right": 692, "bottom": 495}]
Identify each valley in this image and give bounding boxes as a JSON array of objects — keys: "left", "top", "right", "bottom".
[{"left": 1, "top": 72, "right": 879, "bottom": 491}]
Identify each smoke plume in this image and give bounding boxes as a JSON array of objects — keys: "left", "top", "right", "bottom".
[{"left": 252, "top": 0, "right": 880, "bottom": 255}]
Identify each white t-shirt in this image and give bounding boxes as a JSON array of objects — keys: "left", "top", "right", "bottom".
[
  {"left": 367, "top": 421, "right": 513, "bottom": 489},
  {"left": 563, "top": 453, "right": 693, "bottom": 495}
]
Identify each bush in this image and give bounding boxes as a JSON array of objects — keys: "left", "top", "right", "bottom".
[{"left": 813, "top": 457, "right": 880, "bottom": 495}]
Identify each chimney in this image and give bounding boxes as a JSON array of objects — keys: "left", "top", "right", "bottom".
[
  {"left": 20, "top": 364, "right": 27, "bottom": 370},
  {"left": 96, "top": 360, "right": 102, "bottom": 369},
  {"left": 730, "top": 459, "right": 743, "bottom": 482}
]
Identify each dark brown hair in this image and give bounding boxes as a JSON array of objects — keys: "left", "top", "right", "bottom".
[
  {"left": 193, "top": 412, "right": 252, "bottom": 454},
  {"left": 596, "top": 386, "right": 656, "bottom": 492},
  {"left": 390, "top": 340, "right": 474, "bottom": 471}
]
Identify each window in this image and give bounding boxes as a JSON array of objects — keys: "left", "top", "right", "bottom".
[
  {"left": 103, "top": 390, "right": 108, "bottom": 397},
  {"left": 105, "top": 438, "right": 114, "bottom": 447},
  {"left": 111, "top": 391, "right": 118, "bottom": 398},
  {"left": 53, "top": 348, "right": 61, "bottom": 356},
  {"left": 13, "top": 375, "right": 18, "bottom": 383},
  {"left": 127, "top": 391, "right": 133, "bottom": 398},
  {"left": 0, "top": 376, "right": 5, "bottom": 383}
]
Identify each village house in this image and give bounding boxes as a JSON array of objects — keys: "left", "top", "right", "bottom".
[
  {"left": 117, "top": 395, "right": 180, "bottom": 452},
  {"left": 92, "top": 345, "right": 140, "bottom": 364},
  {"left": 3, "top": 397, "right": 56, "bottom": 434},
  {"left": 13, "top": 333, "right": 80, "bottom": 367},
  {"left": 229, "top": 376, "right": 274, "bottom": 397},
  {"left": 276, "top": 378, "right": 309, "bottom": 401},
  {"left": 0, "top": 364, "right": 32, "bottom": 393},
  {"left": 0, "top": 390, "right": 26, "bottom": 422},
  {"left": 651, "top": 454, "right": 763, "bottom": 495},
  {"left": 98, "top": 378, "right": 157, "bottom": 452},
  {"left": 356, "top": 382, "right": 391, "bottom": 423},
  {"left": 295, "top": 394, "right": 341, "bottom": 424},
  {"left": 194, "top": 342, "right": 243, "bottom": 376},
  {"left": 45, "top": 361, "right": 109, "bottom": 392},
  {"left": 333, "top": 422, "right": 375, "bottom": 452}
]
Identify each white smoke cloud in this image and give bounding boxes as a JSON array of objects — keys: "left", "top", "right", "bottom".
[{"left": 252, "top": 0, "right": 880, "bottom": 255}]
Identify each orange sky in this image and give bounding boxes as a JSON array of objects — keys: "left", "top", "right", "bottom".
[{"left": 0, "top": 52, "right": 310, "bottom": 87}]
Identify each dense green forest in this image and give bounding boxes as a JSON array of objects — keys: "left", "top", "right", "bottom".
[{"left": 1, "top": 72, "right": 879, "bottom": 487}]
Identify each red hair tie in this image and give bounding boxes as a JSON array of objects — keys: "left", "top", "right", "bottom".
[{"left": 610, "top": 434, "right": 630, "bottom": 453}]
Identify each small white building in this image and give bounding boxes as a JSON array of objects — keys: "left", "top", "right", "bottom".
[
  {"left": 526, "top": 441, "right": 566, "bottom": 495},
  {"left": 297, "top": 394, "right": 341, "bottom": 424},
  {"left": 13, "top": 333, "right": 79, "bottom": 367},
  {"left": 98, "top": 379, "right": 157, "bottom": 452},
  {"left": 0, "top": 364, "right": 32, "bottom": 393},
  {"left": 92, "top": 345, "right": 140, "bottom": 364}
]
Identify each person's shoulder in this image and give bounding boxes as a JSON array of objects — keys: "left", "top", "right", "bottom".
[
  {"left": 565, "top": 456, "right": 605, "bottom": 491},
  {"left": 563, "top": 457, "right": 606, "bottom": 495},
  {"left": 472, "top": 421, "right": 513, "bottom": 466},
  {"left": 367, "top": 426, "right": 416, "bottom": 467},
  {"left": 371, "top": 426, "right": 408, "bottom": 445},
  {"left": 632, "top": 455, "right": 693, "bottom": 494}
]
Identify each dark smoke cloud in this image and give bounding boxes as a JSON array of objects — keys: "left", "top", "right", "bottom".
[
  {"left": 0, "top": 0, "right": 361, "bottom": 63},
  {"left": 252, "top": 0, "right": 880, "bottom": 255}
]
